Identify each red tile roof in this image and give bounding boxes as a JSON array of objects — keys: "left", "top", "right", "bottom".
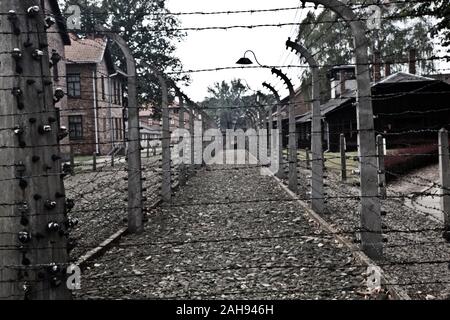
[{"left": 65, "top": 33, "right": 107, "bottom": 64}]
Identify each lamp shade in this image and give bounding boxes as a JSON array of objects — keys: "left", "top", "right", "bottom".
[{"left": 236, "top": 57, "right": 253, "bottom": 65}]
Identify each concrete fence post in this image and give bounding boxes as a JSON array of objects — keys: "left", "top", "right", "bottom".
[
  {"left": 0, "top": 0, "right": 71, "bottom": 299},
  {"left": 70, "top": 145, "right": 75, "bottom": 175},
  {"left": 271, "top": 68, "right": 297, "bottom": 192},
  {"left": 190, "top": 109, "right": 195, "bottom": 173},
  {"left": 93, "top": 152, "right": 97, "bottom": 172},
  {"left": 376, "top": 135, "right": 386, "bottom": 199},
  {"left": 306, "top": 148, "right": 311, "bottom": 170},
  {"left": 438, "top": 128, "right": 450, "bottom": 240},
  {"left": 100, "top": 30, "right": 143, "bottom": 234},
  {"left": 178, "top": 96, "right": 186, "bottom": 186},
  {"left": 160, "top": 75, "right": 171, "bottom": 202},
  {"left": 340, "top": 134, "right": 347, "bottom": 182},
  {"left": 285, "top": 39, "right": 324, "bottom": 213},
  {"left": 304, "top": 0, "right": 382, "bottom": 259},
  {"left": 262, "top": 82, "right": 285, "bottom": 179}
]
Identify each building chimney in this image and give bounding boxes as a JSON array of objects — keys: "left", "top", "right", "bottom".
[
  {"left": 409, "top": 48, "right": 417, "bottom": 75},
  {"left": 373, "top": 51, "right": 381, "bottom": 82},
  {"left": 330, "top": 66, "right": 356, "bottom": 99}
]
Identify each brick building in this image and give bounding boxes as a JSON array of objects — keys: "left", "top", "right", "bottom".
[
  {"left": 140, "top": 108, "right": 162, "bottom": 148},
  {"left": 140, "top": 101, "right": 192, "bottom": 147},
  {"left": 271, "top": 87, "right": 309, "bottom": 147},
  {"left": 63, "top": 33, "right": 126, "bottom": 155}
]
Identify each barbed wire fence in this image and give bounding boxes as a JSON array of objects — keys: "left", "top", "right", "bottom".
[{"left": 1, "top": 0, "right": 450, "bottom": 300}]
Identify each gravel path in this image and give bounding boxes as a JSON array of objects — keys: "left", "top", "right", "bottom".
[
  {"left": 389, "top": 163, "right": 439, "bottom": 195},
  {"left": 74, "top": 163, "right": 370, "bottom": 300},
  {"left": 65, "top": 155, "right": 172, "bottom": 261},
  {"left": 292, "top": 159, "right": 450, "bottom": 300}
]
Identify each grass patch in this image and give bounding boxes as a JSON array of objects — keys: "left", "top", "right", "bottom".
[
  {"left": 74, "top": 155, "right": 93, "bottom": 163},
  {"left": 283, "top": 148, "right": 360, "bottom": 183}
]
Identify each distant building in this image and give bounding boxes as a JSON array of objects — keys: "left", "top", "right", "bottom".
[
  {"left": 140, "top": 102, "right": 192, "bottom": 147},
  {"left": 427, "top": 73, "right": 450, "bottom": 85},
  {"left": 297, "top": 65, "right": 450, "bottom": 151},
  {"left": 271, "top": 87, "right": 309, "bottom": 148},
  {"left": 63, "top": 34, "right": 126, "bottom": 155},
  {"left": 140, "top": 108, "right": 163, "bottom": 147}
]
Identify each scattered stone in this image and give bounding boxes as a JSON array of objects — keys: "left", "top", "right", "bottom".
[{"left": 73, "top": 163, "right": 371, "bottom": 300}]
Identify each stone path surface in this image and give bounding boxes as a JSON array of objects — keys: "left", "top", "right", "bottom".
[
  {"left": 406, "top": 186, "right": 443, "bottom": 223},
  {"left": 74, "top": 163, "right": 370, "bottom": 300},
  {"left": 294, "top": 161, "right": 450, "bottom": 300},
  {"left": 66, "top": 155, "right": 164, "bottom": 260},
  {"left": 389, "top": 163, "right": 443, "bottom": 223}
]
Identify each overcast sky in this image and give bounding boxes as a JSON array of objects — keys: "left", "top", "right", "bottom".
[{"left": 166, "top": 0, "right": 309, "bottom": 102}]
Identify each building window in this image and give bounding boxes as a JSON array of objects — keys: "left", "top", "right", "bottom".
[
  {"left": 52, "top": 50, "right": 60, "bottom": 81},
  {"left": 114, "top": 118, "right": 122, "bottom": 141},
  {"left": 67, "top": 74, "right": 81, "bottom": 97},
  {"left": 68, "top": 115, "right": 83, "bottom": 140},
  {"left": 114, "top": 118, "right": 120, "bottom": 141}
]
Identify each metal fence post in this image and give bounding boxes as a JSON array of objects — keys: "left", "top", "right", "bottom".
[{"left": 189, "top": 105, "right": 195, "bottom": 175}]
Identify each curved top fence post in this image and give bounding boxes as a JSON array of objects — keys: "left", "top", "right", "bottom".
[
  {"left": 98, "top": 28, "right": 143, "bottom": 234},
  {"left": 286, "top": 38, "right": 324, "bottom": 214},
  {"left": 302, "top": 0, "right": 382, "bottom": 260}
]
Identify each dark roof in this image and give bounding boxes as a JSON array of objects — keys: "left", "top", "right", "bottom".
[
  {"left": 426, "top": 73, "right": 450, "bottom": 84},
  {"left": 65, "top": 34, "right": 129, "bottom": 76},
  {"left": 378, "top": 72, "right": 435, "bottom": 84},
  {"left": 330, "top": 65, "right": 356, "bottom": 71},
  {"left": 297, "top": 72, "right": 445, "bottom": 124},
  {"left": 297, "top": 97, "right": 353, "bottom": 123},
  {"left": 280, "top": 86, "right": 302, "bottom": 104},
  {"left": 321, "top": 97, "right": 354, "bottom": 115},
  {"left": 48, "top": 0, "right": 71, "bottom": 45}
]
